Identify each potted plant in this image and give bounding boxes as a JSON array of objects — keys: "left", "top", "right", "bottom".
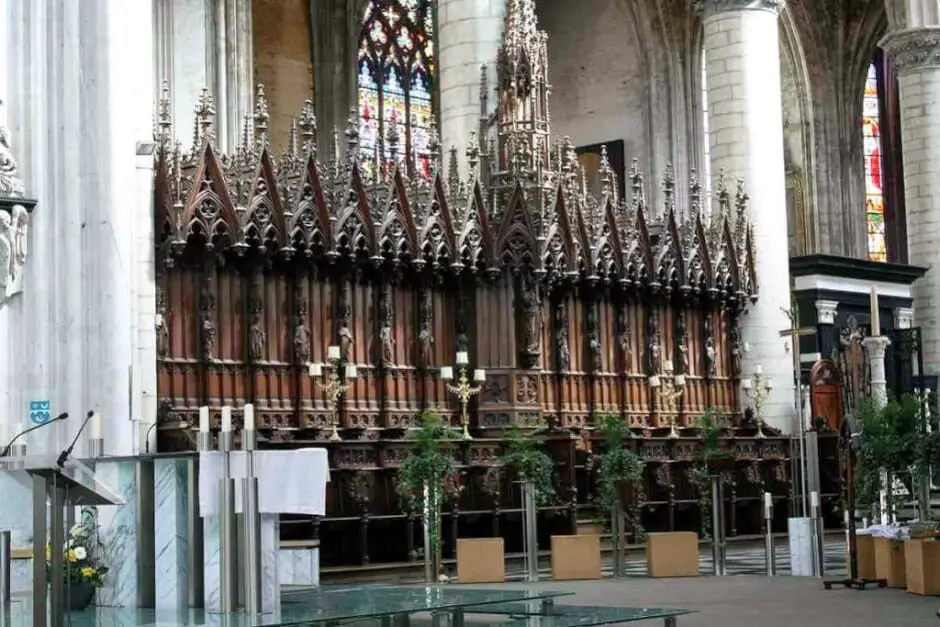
[
  {"left": 395, "top": 411, "right": 461, "bottom": 582},
  {"left": 592, "top": 415, "right": 644, "bottom": 577},
  {"left": 691, "top": 408, "right": 731, "bottom": 541},
  {"left": 48, "top": 510, "right": 108, "bottom": 611}
]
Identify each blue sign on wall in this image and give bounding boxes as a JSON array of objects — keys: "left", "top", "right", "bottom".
[{"left": 29, "top": 400, "right": 51, "bottom": 425}]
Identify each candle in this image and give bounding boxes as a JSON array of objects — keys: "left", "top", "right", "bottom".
[
  {"left": 456, "top": 351, "right": 469, "bottom": 366},
  {"left": 90, "top": 412, "right": 102, "bottom": 440},
  {"left": 327, "top": 345, "right": 340, "bottom": 360},
  {"left": 755, "top": 364, "right": 762, "bottom": 376},
  {"left": 763, "top": 492, "right": 772, "bottom": 509},
  {"left": 674, "top": 374, "right": 685, "bottom": 387},
  {"left": 345, "top": 364, "right": 357, "bottom": 379},
  {"left": 309, "top": 362, "right": 323, "bottom": 377},
  {"left": 244, "top": 404, "right": 255, "bottom": 431},
  {"left": 199, "top": 407, "right": 210, "bottom": 432},
  {"left": 741, "top": 378, "right": 753, "bottom": 390},
  {"left": 743, "top": 342, "right": 750, "bottom": 354},
  {"left": 810, "top": 491, "right": 819, "bottom": 508},
  {"left": 440, "top": 366, "right": 454, "bottom": 380},
  {"left": 473, "top": 369, "right": 486, "bottom": 382},
  {"left": 221, "top": 406, "right": 232, "bottom": 432},
  {"left": 870, "top": 287, "right": 880, "bottom": 336},
  {"left": 764, "top": 377, "right": 773, "bottom": 390},
  {"left": 664, "top": 360, "right": 673, "bottom": 372},
  {"left": 649, "top": 375, "right": 661, "bottom": 388}
]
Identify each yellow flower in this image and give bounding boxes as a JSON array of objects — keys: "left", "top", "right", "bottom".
[
  {"left": 81, "top": 567, "right": 95, "bottom": 579},
  {"left": 66, "top": 550, "right": 76, "bottom": 562}
]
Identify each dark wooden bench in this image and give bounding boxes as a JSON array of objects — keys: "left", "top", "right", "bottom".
[{"left": 455, "top": 602, "right": 694, "bottom": 626}]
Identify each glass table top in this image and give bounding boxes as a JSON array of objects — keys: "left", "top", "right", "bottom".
[
  {"left": 0, "top": 586, "right": 574, "bottom": 626},
  {"left": 464, "top": 603, "right": 694, "bottom": 624}
]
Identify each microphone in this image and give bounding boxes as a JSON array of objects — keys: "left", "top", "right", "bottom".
[
  {"left": 56, "top": 411, "right": 95, "bottom": 468},
  {"left": 0, "top": 413, "right": 69, "bottom": 458}
]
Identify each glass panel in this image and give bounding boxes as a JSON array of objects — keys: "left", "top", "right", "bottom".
[
  {"left": 357, "top": 0, "right": 436, "bottom": 180},
  {"left": 862, "top": 62, "right": 886, "bottom": 262}
]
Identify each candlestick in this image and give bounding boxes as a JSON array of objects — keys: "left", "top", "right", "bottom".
[
  {"left": 90, "top": 412, "right": 102, "bottom": 440},
  {"left": 327, "top": 345, "right": 340, "bottom": 361},
  {"left": 456, "top": 351, "right": 469, "bottom": 366},
  {"left": 221, "top": 406, "right": 233, "bottom": 433},
  {"left": 870, "top": 287, "right": 880, "bottom": 336},
  {"left": 445, "top": 364, "right": 484, "bottom": 439},
  {"left": 309, "top": 362, "right": 323, "bottom": 377},
  {"left": 244, "top": 404, "right": 255, "bottom": 431},
  {"left": 440, "top": 366, "right": 454, "bottom": 380},
  {"left": 199, "top": 406, "right": 210, "bottom": 432},
  {"left": 473, "top": 369, "right": 486, "bottom": 382}
]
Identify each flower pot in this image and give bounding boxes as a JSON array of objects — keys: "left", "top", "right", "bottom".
[{"left": 67, "top": 582, "right": 95, "bottom": 612}]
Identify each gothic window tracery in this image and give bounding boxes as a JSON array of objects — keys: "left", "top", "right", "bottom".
[
  {"left": 357, "top": 0, "right": 435, "bottom": 181},
  {"left": 863, "top": 61, "right": 886, "bottom": 262}
]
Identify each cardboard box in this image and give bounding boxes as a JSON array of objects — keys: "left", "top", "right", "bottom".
[
  {"left": 905, "top": 539, "right": 940, "bottom": 596},
  {"left": 873, "top": 536, "right": 906, "bottom": 588},
  {"left": 550, "top": 534, "right": 602, "bottom": 581},
  {"left": 455, "top": 538, "right": 505, "bottom": 584},
  {"left": 645, "top": 532, "right": 699, "bottom": 578},
  {"left": 856, "top": 534, "right": 876, "bottom": 580}
]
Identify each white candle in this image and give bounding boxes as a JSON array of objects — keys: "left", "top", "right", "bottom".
[
  {"left": 221, "top": 406, "right": 233, "bottom": 432},
  {"left": 743, "top": 342, "right": 750, "bottom": 354},
  {"left": 244, "top": 403, "right": 255, "bottom": 431},
  {"left": 327, "top": 345, "right": 341, "bottom": 360},
  {"left": 473, "top": 369, "right": 486, "bottom": 382},
  {"left": 870, "top": 287, "right": 880, "bottom": 336},
  {"left": 440, "top": 366, "right": 453, "bottom": 380},
  {"left": 664, "top": 360, "right": 673, "bottom": 372},
  {"left": 810, "top": 491, "right": 819, "bottom": 508},
  {"left": 199, "top": 406, "right": 210, "bottom": 433},
  {"left": 345, "top": 364, "right": 357, "bottom": 379},
  {"left": 674, "top": 374, "right": 685, "bottom": 387},
  {"left": 741, "top": 378, "right": 753, "bottom": 390},
  {"left": 90, "top": 412, "right": 102, "bottom": 440},
  {"left": 309, "top": 362, "right": 323, "bottom": 377},
  {"left": 755, "top": 364, "right": 762, "bottom": 376},
  {"left": 764, "top": 492, "right": 772, "bottom": 509},
  {"left": 456, "top": 351, "right": 469, "bottom": 366},
  {"left": 649, "top": 375, "right": 661, "bottom": 388},
  {"left": 764, "top": 378, "right": 773, "bottom": 390}
]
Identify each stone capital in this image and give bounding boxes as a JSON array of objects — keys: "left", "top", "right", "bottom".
[
  {"left": 861, "top": 335, "right": 892, "bottom": 361},
  {"left": 695, "top": 0, "right": 785, "bottom": 16},
  {"left": 814, "top": 300, "right": 839, "bottom": 325},
  {"left": 880, "top": 27, "right": 940, "bottom": 74},
  {"left": 893, "top": 306, "right": 914, "bottom": 330}
]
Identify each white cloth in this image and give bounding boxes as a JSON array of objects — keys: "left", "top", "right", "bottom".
[
  {"left": 859, "top": 524, "right": 910, "bottom": 540},
  {"left": 198, "top": 448, "right": 329, "bottom": 517}
]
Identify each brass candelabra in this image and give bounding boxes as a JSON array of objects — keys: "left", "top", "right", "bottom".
[
  {"left": 441, "top": 352, "right": 486, "bottom": 439},
  {"left": 309, "top": 345, "right": 357, "bottom": 441},
  {"left": 650, "top": 360, "right": 686, "bottom": 438},
  {"left": 741, "top": 364, "right": 773, "bottom": 438}
]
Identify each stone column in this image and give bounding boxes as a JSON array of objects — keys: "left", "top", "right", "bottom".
[
  {"left": 700, "top": 0, "right": 794, "bottom": 431},
  {"left": 438, "top": 0, "right": 505, "bottom": 178},
  {"left": 862, "top": 334, "right": 892, "bottom": 524},
  {"left": 881, "top": 21, "right": 940, "bottom": 373},
  {"left": 7, "top": 0, "right": 156, "bottom": 457}
]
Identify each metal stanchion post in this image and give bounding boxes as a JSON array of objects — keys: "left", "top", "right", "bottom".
[
  {"left": 711, "top": 475, "right": 726, "bottom": 576},
  {"left": 241, "top": 404, "right": 263, "bottom": 616},
  {"left": 763, "top": 492, "right": 775, "bottom": 576},
  {"left": 218, "top": 407, "right": 238, "bottom": 613},
  {"left": 809, "top": 491, "right": 823, "bottom": 577},
  {"left": 192, "top": 429, "right": 210, "bottom": 609},
  {"left": 1, "top": 530, "right": 10, "bottom": 609},
  {"left": 523, "top": 481, "right": 539, "bottom": 583}
]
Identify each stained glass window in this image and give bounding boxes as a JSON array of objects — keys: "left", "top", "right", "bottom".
[
  {"left": 863, "top": 62, "right": 887, "bottom": 262},
  {"left": 358, "top": 0, "right": 435, "bottom": 181}
]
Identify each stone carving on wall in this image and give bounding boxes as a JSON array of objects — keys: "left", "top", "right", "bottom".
[
  {"left": 0, "top": 108, "right": 30, "bottom": 302},
  {"left": 248, "top": 266, "right": 266, "bottom": 361},
  {"left": 156, "top": 288, "right": 170, "bottom": 358},
  {"left": 338, "top": 283, "right": 354, "bottom": 361},
  {"left": 293, "top": 285, "right": 311, "bottom": 363},
  {"left": 378, "top": 283, "right": 395, "bottom": 365},
  {"left": 729, "top": 325, "right": 742, "bottom": 377},
  {"left": 200, "top": 267, "right": 217, "bottom": 360},
  {"left": 0, "top": 112, "right": 25, "bottom": 198},
  {"left": 519, "top": 275, "right": 542, "bottom": 368},
  {"left": 676, "top": 310, "right": 689, "bottom": 373},
  {"left": 647, "top": 313, "right": 662, "bottom": 373},
  {"left": 587, "top": 301, "right": 602, "bottom": 372},
  {"left": 617, "top": 302, "right": 632, "bottom": 363},
  {"left": 881, "top": 28, "right": 940, "bottom": 74},
  {"left": 417, "top": 288, "right": 434, "bottom": 368}
]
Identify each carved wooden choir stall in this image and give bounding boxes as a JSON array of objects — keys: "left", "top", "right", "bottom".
[{"left": 152, "top": 1, "right": 796, "bottom": 571}]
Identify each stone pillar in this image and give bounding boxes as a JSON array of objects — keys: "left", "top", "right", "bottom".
[
  {"left": 438, "top": 0, "right": 505, "bottom": 178},
  {"left": 881, "top": 22, "right": 940, "bottom": 373},
  {"left": 6, "top": 0, "right": 156, "bottom": 457},
  {"left": 701, "top": 0, "right": 794, "bottom": 431},
  {"left": 862, "top": 334, "right": 892, "bottom": 524}
]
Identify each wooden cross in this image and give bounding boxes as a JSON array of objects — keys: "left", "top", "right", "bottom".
[{"left": 780, "top": 301, "right": 819, "bottom": 376}]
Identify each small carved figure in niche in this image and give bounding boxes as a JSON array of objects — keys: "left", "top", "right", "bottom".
[
  {"left": 704, "top": 336, "right": 717, "bottom": 377},
  {"left": 586, "top": 303, "right": 602, "bottom": 372},
  {"left": 617, "top": 305, "right": 632, "bottom": 360},
  {"left": 556, "top": 301, "right": 570, "bottom": 371},
  {"left": 520, "top": 276, "right": 542, "bottom": 357},
  {"left": 249, "top": 317, "right": 266, "bottom": 361},
  {"left": 377, "top": 284, "right": 395, "bottom": 365},
  {"left": 380, "top": 325, "right": 395, "bottom": 364},
  {"left": 294, "top": 319, "right": 311, "bottom": 363},
  {"left": 729, "top": 326, "right": 743, "bottom": 376},
  {"left": 418, "top": 327, "right": 434, "bottom": 368},
  {"left": 676, "top": 312, "right": 689, "bottom": 373},
  {"left": 201, "top": 314, "right": 217, "bottom": 360},
  {"left": 156, "top": 312, "right": 170, "bottom": 358},
  {"left": 339, "top": 324, "right": 355, "bottom": 361},
  {"left": 456, "top": 329, "right": 469, "bottom": 353},
  {"left": 0, "top": 212, "right": 11, "bottom": 292},
  {"left": 648, "top": 330, "right": 662, "bottom": 374}
]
